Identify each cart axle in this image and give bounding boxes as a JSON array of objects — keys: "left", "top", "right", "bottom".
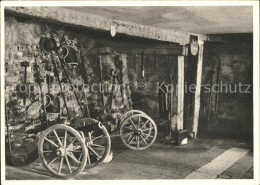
[
  {"left": 56, "top": 147, "right": 66, "bottom": 157},
  {"left": 135, "top": 129, "right": 143, "bottom": 136}
]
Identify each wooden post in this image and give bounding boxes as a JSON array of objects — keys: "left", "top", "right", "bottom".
[
  {"left": 177, "top": 45, "right": 187, "bottom": 131},
  {"left": 192, "top": 40, "right": 204, "bottom": 137},
  {"left": 174, "top": 45, "right": 190, "bottom": 145}
]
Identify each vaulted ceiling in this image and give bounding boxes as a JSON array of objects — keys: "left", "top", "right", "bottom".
[{"left": 65, "top": 6, "right": 253, "bottom": 35}]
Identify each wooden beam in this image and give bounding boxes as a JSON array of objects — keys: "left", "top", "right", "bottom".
[
  {"left": 192, "top": 40, "right": 204, "bottom": 137},
  {"left": 177, "top": 55, "right": 185, "bottom": 131},
  {"left": 4, "top": 6, "right": 197, "bottom": 44},
  {"left": 113, "top": 19, "right": 190, "bottom": 44},
  {"left": 88, "top": 47, "right": 183, "bottom": 56},
  {"left": 206, "top": 33, "right": 253, "bottom": 43}
]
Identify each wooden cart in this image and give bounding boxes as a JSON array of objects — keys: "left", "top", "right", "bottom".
[
  {"left": 36, "top": 37, "right": 157, "bottom": 178},
  {"left": 38, "top": 110, "right": 157, "bottom": 179}
]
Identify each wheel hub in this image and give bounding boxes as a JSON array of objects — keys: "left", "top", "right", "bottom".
[
  {"left": 86, "top": 142, "right": 91, "bottom": 147},
  {"left": 56, "top": 147, "right": 66, "bottom": 156},
  {"left": 135, "top": 129, "right": 143, "bottom": 136},
  {"left": 86, "top": 138, "right": 93, "bottom": 147}
]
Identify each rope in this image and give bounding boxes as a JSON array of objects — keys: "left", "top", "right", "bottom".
[{"left": 157, "top": 94, "right": 202, "bottom": 126}]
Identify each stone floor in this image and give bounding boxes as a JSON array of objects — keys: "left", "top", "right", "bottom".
[{"left": 5, "top": 128, "right": 253, "bottom": 180}]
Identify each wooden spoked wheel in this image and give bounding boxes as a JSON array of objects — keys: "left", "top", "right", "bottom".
[
  {"left": 38, "top": 124, "right": 87, "bottom": 179},
  {"left": 119, "top": 110, "right": 147, "bottom": 125},
  {"left": 73, "top": 118, "right": 111, "bottom": 168},
  {"left": 119, "top": 113, "right": 157, "bottom": 150}
]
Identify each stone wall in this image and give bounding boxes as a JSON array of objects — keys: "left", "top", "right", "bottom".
[
  {"left": 5, "top": 15, "right": 181, "bottom": 156},
  {"left": 4, "top": 16, "right": 131, "bottom": 150},
  {"left": 199, "top": 39, "right": 253, "bottom": 139}
]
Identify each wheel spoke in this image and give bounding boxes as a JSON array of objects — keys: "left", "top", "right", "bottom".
[
  {"left": 87, "top": 150, "right": 91, "bottom": 164},
  {"left": 78, "top": 153, "right": 82, "bottom": 161},
  {"left": 120, "top": 113, "right": 157, "bottom": 150},
  {"left": 58, "top": 156, "right": 64, "bottom": 174},
  {"left": 43, "top": 150, "right": 54, "bottom": 153},
  {"left": 123, "top": 132, "right": 134, "bottom": 138},
  {"left": 122, "top": 126, "right": 135, "bottom": 131},
  {"left": 89, "top": 146, "right": 101, "bottom": 159},
  {"left": 65, "top": 155, "right": 72, "bottom": 173},
  {"left": 140, "top": 120, "right": 149, "bottom": 129},
  {"left": 39, "top": 124, "right": 92, "bottom": 177},
  {"left": 67, "top": 138, "right": 76, "bottom": 148},
  {"left": 127, "top": 133, "right": 134, "bottom": 142},
  {"left": 140, "top": 135, "right": 148, "bottom": 145},
  {"left": 91, "top": 135, "right": 104, "bottom": 142},
  {"left": 142, "top": 128, "right": 153, "bottom": 132},
  {"left": 48, "top": 157, "right": 58, "bottom": 166},
  {"left": 129, "top": 118, "right": 138, "bottom": 129},
  {"left": 67, "top": 153, "right": 81, "bottom": 165},
  {"left": 64, "top": 130, "right": 67, "bottom": 147},
  {"left": 142, "top": 133, "right": 154, "bottom": 138},
  {"left": 45, "top": 137, "right": 59, "bottom": 148},
  {"left": 129, "top": 134, "right": 136, "bottom": 144},
  {"left": 53, "top": 130, "right": 62, "bottom": 146},
  {"left": 68, "top": 149, "right": 82, "bottom": 153},
  {"left": 88, "top": 131, "right": 93, "bottom": 140},
  {"left": 90, "top": 143, "right": 106, "bottom": 149}
]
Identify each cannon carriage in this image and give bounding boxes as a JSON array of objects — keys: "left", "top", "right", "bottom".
[{"left": 36, "top": 37, "right": 158, "bottom": 179}]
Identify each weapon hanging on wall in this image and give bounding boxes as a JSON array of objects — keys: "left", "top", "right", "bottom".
[
  {"left": 58, "top": 48, "right": 87, "bottom": 118},
  {"left": 114, "top": 55, "right": 126, "bottom": 103},
  {"left": 33, "top": 54, "right": 47, "bottom": 126},
  {"left": 141, "top": 51, "right": 145, "bottom": 78},
  {"left": 215, "top": 54, "right": 221, "bottom": 112},
  {"left": 207, "top": 73, "right": 213, "bottom": 122},
  {"left": 78, "top": 49, "right": 89, "bottom": 84},
  {"left": 20, "top": 60, "right": 29, "bottom": 105},
  {"left": 78, "top": 49, "right": 90, "bottom": 117},
  {"left": 167, "top": 55, "right": 175, "bottom": 135},
  {"left": 109, "top": 69, "right": 118, "bottom": 111},
  {"left": 158, "top": 84, "right": 168, "bottom": 119},
  {"left": 207, "top": 47, "right": 218, "bottom": 122},
  {"left": 153, "top": 51, "right": 157, "bottom": 75},
  {"left": 119, "top": 56, "right": 125, "bottom": 101},
  {"left": 50, "top": 54, "right": 72, "bottom": 120},
  {"left": 44, "top": 61, "right": 61, "bottom": 115},
  {"left": 39, "top": 37, "right": 70, "bottom": 120},
  {"left": 62, "top": 46, "right": 78, "bottom": 65},
  {"left": 99, "top": 55, "right": 105, "bottom": 107}
]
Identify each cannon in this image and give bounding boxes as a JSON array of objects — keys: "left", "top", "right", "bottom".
[{"left": 37, "top": 37, "right": 158, "bottom": 179}]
